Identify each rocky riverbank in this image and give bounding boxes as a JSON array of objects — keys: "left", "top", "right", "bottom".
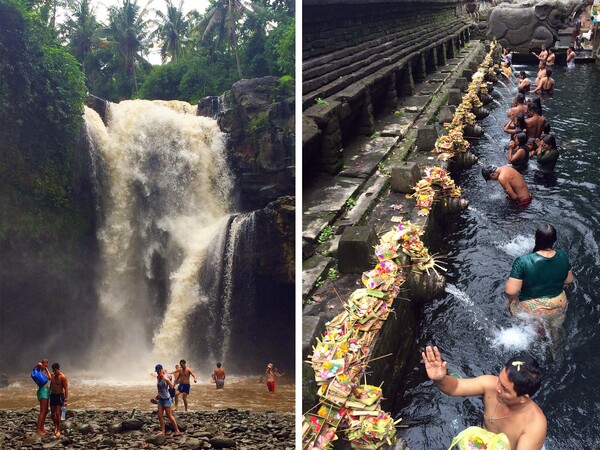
[{"left": 0, "top": 408, "right": 294, "bottom": 449}]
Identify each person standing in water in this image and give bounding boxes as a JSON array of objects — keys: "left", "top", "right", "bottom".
[
  {"left": 35, "top": 359, "right": 52, "bottom": 435},
  {"left": 423, "top": 347, "right": 547, "bottom": 450},
  {"left": 212, "top": 363, "right": 226, "bottom": 389},
  {"left": 265, "top": 363, "right": 284, "bottom": 392},
  {"left": 505, "top": 223, "right": 573, "bottom": 331},
  {"left": 154, "top": 364, "right": 181, "bottom": 436},
  {"left": 174, "top": 359, "right": 197, "bottom": 411},
  {"left": 49, "top": 363, "right": 68, "bottom": 437},
  {"left": 566, "top": 46, "right": 576, "bottom": 69}
]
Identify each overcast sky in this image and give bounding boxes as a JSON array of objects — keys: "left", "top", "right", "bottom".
[{"left": 60, "top": 0, "right": 212, "bottom": 64}]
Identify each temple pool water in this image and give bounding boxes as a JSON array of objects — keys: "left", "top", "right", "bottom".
[{"left": 396, "top": 62, "right": 600, "bottom": 448}]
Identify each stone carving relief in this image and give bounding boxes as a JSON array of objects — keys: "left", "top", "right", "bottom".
[{"left": 487, "top": 0, "right": 586, "bottom": 51}]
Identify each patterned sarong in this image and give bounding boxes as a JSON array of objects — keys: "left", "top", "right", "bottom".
[{"left": 510, "top": 290, "right": 567, "bottom": 328}]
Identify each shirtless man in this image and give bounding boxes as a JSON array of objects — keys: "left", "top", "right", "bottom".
[
  {"left": 517, "top": 71, "right": 531, "bottom": 93},
  {"left": 534, "top": 61, "right": 547, "bottom": 88},
  {"left": 482, "top": 165, "right": 532, "bottom": 205},
  {"left": 35, "top": 359, "right": 52, "bottom": 435},
  {"left": 525, "top": 104, "right": 546, "bottom": 140},
  {"left": 212, "top": 363, "right": 226, "bottom": 389},
  {"left": 545, "top": 47, "right": 555, "bottom": 67},
  {"left": 265, "top": 363, "right": 285, "bottom": 392},
  {"left": 174, "top": 359, "right": 197, "bottom": 411},
  {"left": 531, "top": 44, "right": 548, "bottom": 63},
  {"left": 533, "top": 68, "right": 555, "bottom": 95},
  {"left": 506, "top": 94, "right": 527, "bottom": 121},
  {"left": 423, "top": 346, "right": 547, "bottom": 450},
  {"left": 49, "top": 363, "right": 68, "bottom": 437},
  {"left": 566, "top": 46, "right": 575, "bottom": 69}
]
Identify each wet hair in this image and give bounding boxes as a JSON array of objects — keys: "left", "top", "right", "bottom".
[
  {"left": 545, "top": 68, "right": 553, "bottom": 77},
  {"left": 180, "top": 359, "right": 186, "bottom": 365},
  {"left": 527, "top": 137, "right": 536, "bottom": 146},
  {"left": 519, "top": 71, "right": 527, "bottom": 78},
  {"left": 52, "top": 363, "right": 60, "bottom": 371},
  {"left": 481, "top": 165, "right": 498, "bottom": 181},
  {"left": 516, "top": 93, "right": 525, "bottom": 104},
  {"left": 543, "top": 123, "right": 551, "bottom": 134},
  {"left": 516, "top": 132, "right": 528, "bottom": 147},
  {"left": 517, "top": 87, "right": 525, "bottom": 95},
  {"left": 542, "top": 134, "right": 557, "bottom": 149},
  {"left": 515, "top": 114, "right": 526, "bottom": 130},
  {"left": 533, "top": 223, "right": 557, "bottom": 251},
  {"left": 532, "top": 97, "right": 543, "bottom": 116},
  {"left": 217, "top": 362, "right": 222, "bottom": 368},
  {"left": 569, "top": 45, "right": 574, "bottom": 50},
  {"left": 504, "top": 354, "right": 542, "bottom": 397}
]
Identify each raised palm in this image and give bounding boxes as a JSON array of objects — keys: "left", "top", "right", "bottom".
[{"left": 422, "top": 346, "right": 447, "bottom": 381}]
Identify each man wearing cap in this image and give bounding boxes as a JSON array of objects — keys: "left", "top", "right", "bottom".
[
  {"left": 482, "top": 165, "right": 532, "bottom": 205},
  {"left": 265, "top": 363, "right": 284, "bottom": 392}
]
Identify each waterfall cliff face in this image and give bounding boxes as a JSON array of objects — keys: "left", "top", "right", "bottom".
[{"left": 84, "top": 100, "right": 232, "bottom": 368}]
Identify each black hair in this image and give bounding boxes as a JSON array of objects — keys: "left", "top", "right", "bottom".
[
  {"left": 52, "top": 363, "right": 60, "bottom": 371},
  {"left": 542, "top": 134, "right": 557, "bottom": 149},
  {"left": 217, "top": 362, "right": 222, "bottom": 368},
  {"left": 504, "top": 354, "right": 542, "bottom": 397},
  {"left": 516, "top": 93, "right": 525, "bottom": 104},
  {"left": 546, "top": 68, "right": 553, "bottom": 77},
  {"left": 516, "top": 132, "right": 528, "bottom": 147},
  {"left": 481, "top": 165, "right": 498, "bottom": 181},
  {"left": 569, "top": 45, "right": 574, "bottom": 50},
  {"left": 533, "top": 223, "right": 557, "bottom": 252},
  {"left": 515, "top": 114, "right": 526, "bottom": 130},
  {"left": 519, "top": 71, "right": 527, "bottom": 78},
  {"left": 180, "top": 359, "right": 186, "bottom": 365},
  {"left": 543, "top": 123, "right": 551, "bottom": 134}
]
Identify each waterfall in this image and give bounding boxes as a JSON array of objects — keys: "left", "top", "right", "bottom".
[{"left": 84, "top": 100, "right": 232, "bottom": 369}]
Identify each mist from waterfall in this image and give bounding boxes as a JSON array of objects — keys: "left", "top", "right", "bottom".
[{"left": 84, "top": 100, "right": 232, "bottom": 370}]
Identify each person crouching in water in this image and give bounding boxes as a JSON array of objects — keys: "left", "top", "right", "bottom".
[
  {"left": 154, "top": 364, "right": 181, "bottom": 436},
  {"left": 505, "top": 223, "right": 573, "bottom": 337},
  {"left": 533, "top": 134, "right": 559, "bottom": 181}
]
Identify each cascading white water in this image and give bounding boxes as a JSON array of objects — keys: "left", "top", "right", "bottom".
[{"left": 84, "top": 100, "right": 232, "bottom": 368}]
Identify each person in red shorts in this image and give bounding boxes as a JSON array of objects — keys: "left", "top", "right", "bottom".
[{"left": 265, "top": 363, "right": 284, "bottom": 392}]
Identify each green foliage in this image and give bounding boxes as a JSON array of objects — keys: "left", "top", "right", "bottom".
[
  {"left": 317, "top": 225, "right": 335, "bottom": 244},
  {"left": 327, "top": 267, "right": 339, "bottom": 281},
  {"left": 136, "top": 62, "right": 188, "bottom": 100},
  {"left": 248, "top": 111, "right": 270, "bottom": 144},
  {"left": 346, "top": 198, "right": 357, "bottom": 210},
  {"left": 0, "top": 0, "right": 87, "bottom": 241},
  {"left": 315, "top": 98, "right": 329, "bottom": 105},
  {"left": 264, "top": 16, "right": 294, "bottom": 76},
  {"left": 315, "top": 276, "right": 324, "bottom": 288}
]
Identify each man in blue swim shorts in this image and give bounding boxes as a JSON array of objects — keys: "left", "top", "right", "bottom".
[{"left": 174, "top": 359, "right": 197, "bottom": 411}]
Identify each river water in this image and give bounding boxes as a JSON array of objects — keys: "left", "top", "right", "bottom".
[
  {"left": 0, "top": 373, "right": 294, "bottom": 412},
  {"left": 396, "top": 63, "right": 600, "bottom": 448}
]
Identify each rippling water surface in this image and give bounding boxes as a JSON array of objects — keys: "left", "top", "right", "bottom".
[
  {"left": 0, "top": 374, "right": 294, "bottom": 412},
  {"left": 397, "top": 63, "right": 600, "bottom": 449}
]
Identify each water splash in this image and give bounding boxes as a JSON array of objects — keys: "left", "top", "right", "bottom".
[
  {"left": 84, "top": 101, "right": 233, "bottom": 369},
  {"left": 498, "top": 234, "right": 533, "bottom": 258},
  {"left": 491, "top": 322, "right": 539, "bottom": 351}
]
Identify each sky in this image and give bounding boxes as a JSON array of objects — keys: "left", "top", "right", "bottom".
[{"left": 63, "top": 0, "right": 212, "bottom": 65}]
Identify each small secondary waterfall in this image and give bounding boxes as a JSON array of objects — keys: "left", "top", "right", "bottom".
[
  {"left": 84, "top": 100, "right": 232, "bottom": 368},
  {"left": 196, "top": 212, "right": 258, "bottom": 367}
]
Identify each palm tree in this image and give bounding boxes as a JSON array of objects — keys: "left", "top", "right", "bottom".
[
  {"left": 61, "top": 0, "right": 100, "bottom": 77},
  {"left": 103, "top": 0, "right": 152, "bottom": 94},
  {"left": 195, "top": 0, "right": 253, "bottom": 78},
  {"left": 151, "top": 0, "right": 192, "bottom": 64}
]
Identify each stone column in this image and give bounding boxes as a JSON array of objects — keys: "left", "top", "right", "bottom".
[
  {"left": 355, "top": 88, "right": 375, "bottom": 136},
  {"left": 413, "top": 54, "right": 427, "bottom": 82},
  {"left": 398, "top": 65, "right": 415, "bottom": 97},
  {"left": 383, "top": 72, "right": 398, "bottom": 111},
  {"left": 437, "top": 43, "right": 447, "bottom": 67},
  {"left": 426, "top": 48, "right": 437, "bottom": 73},
  {"left": 318, "top": 116, "right": 343, "bottom": 174}
]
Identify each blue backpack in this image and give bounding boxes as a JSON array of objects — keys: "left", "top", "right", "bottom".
[{"left": 31, "top": 367, "right": 49, "bottom": 387}]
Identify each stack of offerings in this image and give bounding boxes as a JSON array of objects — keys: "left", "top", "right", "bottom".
[
  {"left": 303, "top": 220, "right": 440, "bottom": 449},
  {"left": 408, "top": 167, "right": 461, "bottom": 217}
]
